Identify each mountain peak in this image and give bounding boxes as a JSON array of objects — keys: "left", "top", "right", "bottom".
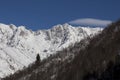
[
  {"left": 63, "top": 23, "right": 71, "bottom": 26},
  {"left": 52, "top": 23, "right": 71, "bottom": 29}
]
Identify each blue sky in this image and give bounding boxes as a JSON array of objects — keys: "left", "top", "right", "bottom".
[{"left": 0, "top": 0, "right": 119, "bottom": 30}]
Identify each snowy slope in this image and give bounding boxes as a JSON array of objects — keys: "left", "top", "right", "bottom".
[{"left": 0, "top": 23, "right": 102, "bottom": 78}]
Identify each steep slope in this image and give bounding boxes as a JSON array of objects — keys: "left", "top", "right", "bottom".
[
  {"left": 56, "top": 21, "right": 120, "bottom": 80},
  {"left": 1, "top": 36, "right": 91, "bottom": 80},
  {"left": 0, "top": 23, "right": 102, "bottom": 78},
  {"left": 4, "top": 20, "right": 120, "bottom": 80}
]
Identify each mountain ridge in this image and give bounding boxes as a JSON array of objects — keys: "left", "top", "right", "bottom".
[
  {"left": 8, "top": 20, "right": 120, "bottom": 80},
  {"left": 0, "top": 23, "right": 102, "bottom": 78}
]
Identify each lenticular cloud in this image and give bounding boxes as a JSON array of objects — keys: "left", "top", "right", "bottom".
[{"left": 69, "top": 18, "right": 112, "bottom": 27}]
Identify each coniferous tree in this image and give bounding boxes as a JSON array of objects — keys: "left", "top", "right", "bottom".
[
  {"left": 35, "top": 54, "right": 41, "bottom": 65},
  {"left": 37, "top": 54, "right": 40, "bottom": 61}
]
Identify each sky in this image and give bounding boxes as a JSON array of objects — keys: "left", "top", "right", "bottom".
[{"left": 0, "top": 0, "right": 119, "bottom": 30}]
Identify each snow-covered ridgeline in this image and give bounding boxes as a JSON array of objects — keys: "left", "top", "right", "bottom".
[{"left": 0, "top": 23, "right": 102, "bottom": 78}]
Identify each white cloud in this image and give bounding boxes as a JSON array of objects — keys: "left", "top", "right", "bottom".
[{"left": 69, "top": 18, "right": 112, "bottom": 27}]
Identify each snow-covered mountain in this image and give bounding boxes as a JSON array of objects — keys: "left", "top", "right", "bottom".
[{"left": 0, "top": 23, "right": 102, "bottom": 78}]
